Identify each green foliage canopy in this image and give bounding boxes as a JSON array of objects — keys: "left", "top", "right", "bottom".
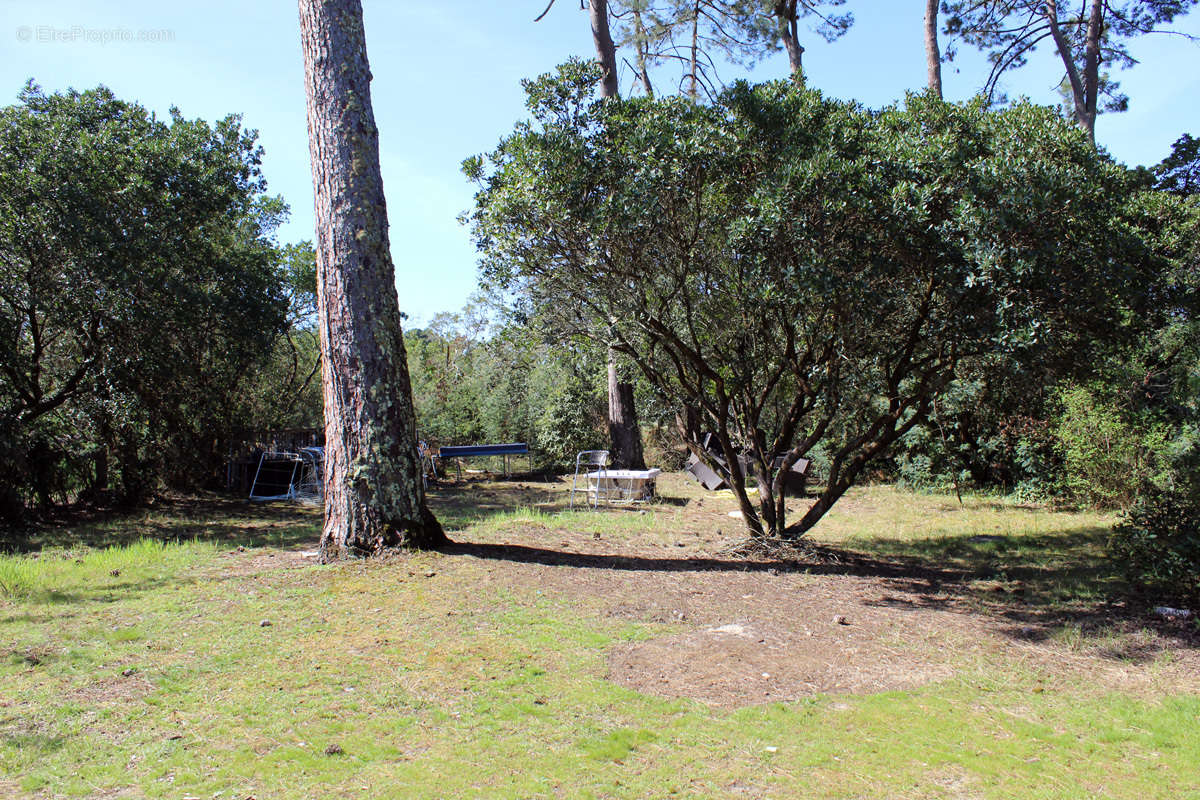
[
  {"left": 942, "top": 0, "right": 1198, "bottom": 118},
  {"left": 464, "top": 63, "right": 1156, "bottom": 538},
  {"left": 0, "top": 83, "right": 289, "bottom": 522},
  {"left": 1154, "top": 133, "right": 1200, "bottom": 197}
]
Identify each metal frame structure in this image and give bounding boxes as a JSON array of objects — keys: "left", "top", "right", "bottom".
[
  {"left": 569, "top": 449, "right": 611, "bottom": 509},
  {"left": 586, "top": 468, "right": 662, "bottom": 504},
  {"left": 248, "top": 447, "right": 324, "bottom": 505},
  {"left": 433, "top": 442, "right": 531, "bottom": 481}
]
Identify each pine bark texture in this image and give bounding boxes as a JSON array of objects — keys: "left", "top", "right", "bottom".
[
  {"left": 1080, "top": 0, "right": 1104, "bottom": 140},
  {"left": 589, "top": 0, "right": 621, "bottom": 98},
  {"left": 1045, "top": 0, "right": 1099, "bottom": 143},
  {"left": 924, "top": 0, "right": 943, "bottom": 98},
  {"left": 632, "top": 7, "right": 655, "bottom": 97},
  {"left": 607, "top": 358, "right": 646, "bottom": 470},
  {"left": 587, "top": 1, "right": 647, "bottom": 469},
  {"left": 689, "top": 0, "right": 702, "bottom": 99},
  {"left": 298, "top": 0, "right": 445, "bottom": 560},
  {"left": 774, "top": 0, "right": 806, "bottom": 85}
]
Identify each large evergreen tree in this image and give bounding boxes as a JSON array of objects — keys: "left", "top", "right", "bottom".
[{"left": 0, "top": 84, "right": 289, "bottom": 523}]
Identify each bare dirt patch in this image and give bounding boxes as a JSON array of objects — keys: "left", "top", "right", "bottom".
[
  {"left": 213, "top": 544, "right": 321, "bottom": 578},
  {"left": 433, "top": 476, "right": 1200, "bottom": 707},
  {"left": 65, "top": 672, "right": 155, "bottom": 706},
  {"left": 610, "top": 616, "right": 956, "bottom": 706},
  {"left": 453, "top": 524, "right": 1200, "bottom": 705},
  {"left": 453, "top": 532, "right": 974, "bottom": 706}
]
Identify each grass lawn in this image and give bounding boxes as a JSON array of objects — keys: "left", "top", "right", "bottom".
[{"left": 1, "top": 476, "right": 1197, "bottom": 799}]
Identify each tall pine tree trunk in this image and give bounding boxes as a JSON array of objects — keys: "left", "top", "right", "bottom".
[
  {"left": 608, "top": 355, "right": 646, "bottom": 469},
  {"left": 774, "top": 0, "right": 805, "bottom": 85},
  {"left": 589, "top": 0, "right": 620, "bottom": 98},
  {"left": 689, "top": 0, "right": 701, "bottom": 99},
  {"left": 632, "top": 6, "right": 655, "bottom": 97},
  {"left": 1045, "top": 0, "right": 1099, "bottom": 144},
  {"left": 299, "top": 0, "right": 445, "bottom": 560},
  {"left": 924, "top": 0, "right": 943, "bottom": 98},
  {"left": 587, "top": 1, "right": 646, "bottom": 468},
  {"left": 1080, "top": 0, "right": 1104, "bottom": 142}
]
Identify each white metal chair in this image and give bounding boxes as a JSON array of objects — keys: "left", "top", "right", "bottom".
[{"left": 569, "top": 450, "right": 610, "bottom": 509}]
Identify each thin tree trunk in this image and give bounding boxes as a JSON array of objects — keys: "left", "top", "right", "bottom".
[
  {"left": 676, "top": 404, "right": 702, "bottom": 444},
  {"left": 588, "top": 2, "right": 647, "bottom": 466},
  {"left": 632, "top": 6, "right": 655, "bottom": 97},
  {"left": 689, "top": 0, "right": 701, "bottom": 99},
  {"left": 588, "top": 0, "right": 645, "bottom": 467},
  {"left": 749, "top": 455, "right": 781, "bottom": 537},
  {"left": 90, "top": 415, "right": 112, "bottom": 497},
  {"left": 924, "top": 0, "right": 943, "bottom": 98},
  {"left": 589, "top": 0, "right": 620, "bottom": 98},
  {"left": 774, "top": 0, "right": 805, "bottom": 85},
  {"left": 92, "top": 446, "right": 109, "bottom": 496},
  {"left": 712, "top": 424, "right": 768, "bottom": 537},
  {"left": 1045, "top": 0, "right": 1097, "bottom": 143},
  {"left": 1081, "top": 0, "right": 1103, "bottom": 141},
  {"left": 298, "top": 0, "right": 445, "bottom": 560}
]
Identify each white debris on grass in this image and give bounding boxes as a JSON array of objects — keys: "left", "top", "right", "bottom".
[{"left": 707, "top": 623, "right": 750, "bottom": 636}]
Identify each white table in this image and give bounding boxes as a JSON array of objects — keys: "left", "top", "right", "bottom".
[{"left": 587, "top": 468, "right": 662, "bottom": 503}]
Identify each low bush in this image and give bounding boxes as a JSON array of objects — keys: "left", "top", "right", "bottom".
[
  {"left": 1110, "top": 490, "right": 1200, "bottom": 607},
  {"left": 1054, "top": 385, "right": 1170, "bottom": 508},
  {"left": 641, "top": 424, "right": 688, "bottom": 472}
]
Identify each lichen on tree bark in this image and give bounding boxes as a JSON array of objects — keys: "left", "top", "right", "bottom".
[{"left": 299, "top": 0, "right": 445, "bottom": 560}]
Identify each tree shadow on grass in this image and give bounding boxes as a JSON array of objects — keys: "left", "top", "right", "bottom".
[
  {"left": 843, "top": 527, "right": 1200, "bottom": 653},
  {"left": 4, "top": 573, "right": 205, "bottom": 610},
  {"left": 442, "top": 524, "right": 1199, "bottom": 656},
  {"left": 440, "top": 538, "right": 955, "bottom": 580},
  {"left": 426, "top": 477, "right": 666, "bottom": 529},
  {"left": 425, "top": 480, "right": 1196, "bottom": 658},
  {"left": 19, "top": 492, "right": 321, "bottom": 552},
  {"left": 859, "top": 526, "right": 1116, "bottom": 597}
]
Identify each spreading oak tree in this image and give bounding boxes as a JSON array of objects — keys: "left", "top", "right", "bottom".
[
  {"left": 464, "top": 65, "right": 1155, "bottom": 540},
  {"left": 535, "top": 0, "right": 855, "bottom": 468},
  {"left": 0, "top": 84, "right": 289, "bottom": 522}
]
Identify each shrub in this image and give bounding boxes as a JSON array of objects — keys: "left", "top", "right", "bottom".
[
  {"left": 1053, "top": 385, "right": 1169, "bottom": 508},
  {"left": 1110, "top": 490, "right": 1200, "bottom": 607},
  {"left": 642, "top": 424, "right": 688, "bottom": 472},
  {"left": 532, "top": 373, "right": 606, "bottom": 471}
]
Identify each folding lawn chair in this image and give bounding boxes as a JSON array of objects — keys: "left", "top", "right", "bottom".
[{"left": 569, "top": 450, "right": 610, "bottom": 509}]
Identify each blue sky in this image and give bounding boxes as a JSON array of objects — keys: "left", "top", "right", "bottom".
[{"left": 3, "top": 1, "right": 1198, "bottom": 325}]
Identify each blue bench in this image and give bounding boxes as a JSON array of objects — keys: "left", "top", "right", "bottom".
[{"left": 433, "top": 442, "right": 531, "bottom": 480}]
